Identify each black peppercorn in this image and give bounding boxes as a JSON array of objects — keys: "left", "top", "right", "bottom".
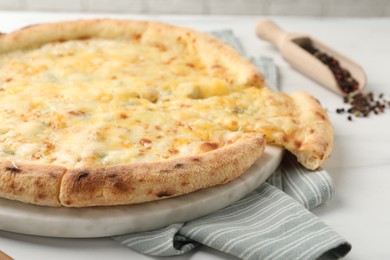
[
  {"left": 301, "top": 43, "right": 359, "bottom": 95},
  {"left": 301, "top": 42, "right": 388, "bottom": 121},
  {"left": 336, "top": 91, "right": 389, "bottom": 120}
]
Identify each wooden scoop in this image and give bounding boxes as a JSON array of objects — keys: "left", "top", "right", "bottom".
[{"left": 256, "top": 19, "right": 367, "bottom": 95}]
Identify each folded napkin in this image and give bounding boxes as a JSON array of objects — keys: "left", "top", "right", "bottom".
[
  {"left": 112, "top": 31, "right": 352, "bottom": 259},
  {"left": 113, "top": 153, "right": 351, "bottom": 259}
]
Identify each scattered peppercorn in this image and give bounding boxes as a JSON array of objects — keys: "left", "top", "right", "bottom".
[
  {"left": 335, "top": 91, "right": 389, "bottom": 120},
  {"left": 301, "top": 42, "right": 360, "bottom": 94},
  {"left": 300, "top": 42, "right": 388, "bottom": 121}
]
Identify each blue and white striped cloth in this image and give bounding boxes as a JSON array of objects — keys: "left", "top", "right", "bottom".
[
  {"left": 112, "top": 31, "right": 352, "bottom": 259},
  {"left": 113, "top": 153, "right": 351, "bottom": 259}
]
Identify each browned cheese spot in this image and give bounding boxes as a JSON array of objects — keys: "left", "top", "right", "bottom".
[
  {"left": 120, "top": 112, "right": 128, "bottom": 119},
  {"left": 169, "top": 148, "right": 179, "bottom": 154},
  {"left": 294, "top": 140, "right": 302, "bottom": 149},
  {"left": 140, "top": 138, "right": 152, "bottom": 147},
  {"left": 164, "top": 57, "right": 176, "bottom": 64},
  {"left": 32, "top": 153, "right": 42, "bottom": 159},
  {"left": 68, "top": 110, "right": 85, "bottom": 116},
  {"left": 199, "top": 142, "right": 219, "bottom": 153},
  {"left": 133, "top": 33, "right": 141, "bottom": 42},
  {"left": 154, "top": 43, "right": 167, "bottom": 52},
  {"left": 42, "top": 141, "right": 55, "bottom": 156}
]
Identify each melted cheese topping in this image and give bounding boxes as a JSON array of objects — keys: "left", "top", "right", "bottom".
[{"left": 0, "top": 38, "right": 293, "bottom": 168}]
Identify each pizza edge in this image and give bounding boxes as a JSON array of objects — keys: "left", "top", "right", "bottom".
[
  {"left": 0, "top": 160, "right": 65, "bottom": 206},
  {"left": 288, "top": 91, "right": 334, "bottom": 170},
  {"left": 0, "top": 134, "right": 265, "bottom": 207},
  {"left": 59, "top": 134, "right": 265, "bottom": 207}
]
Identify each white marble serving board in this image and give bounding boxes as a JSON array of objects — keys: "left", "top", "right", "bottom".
[{"left": 0, "top": 146, "right": 283, "bottom": 238}]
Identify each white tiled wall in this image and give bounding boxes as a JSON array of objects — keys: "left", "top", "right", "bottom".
[
  {"left": 83, "top": 0, "right": 145, "bottom": 13},
  {"left": 1, "top": 0, "right": 390, "bottom": 16},
  {"left": 148, "top": 0, "right": 204, "bottom": 14},
  {"left": 207, "top": 0, "right": 268, "bottom": 15},
  {"left": 25, "top": 0, "right": 82, "bottom": 12}
]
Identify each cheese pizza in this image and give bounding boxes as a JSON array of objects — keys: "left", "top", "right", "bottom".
[{"left": 0, "top": 19, "right": 333, "bottom": 207}]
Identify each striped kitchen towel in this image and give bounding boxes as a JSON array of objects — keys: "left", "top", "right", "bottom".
[
  {"left": 112, "top": 31, "right": 352, "bottom": 259},
  {"left": 113, "top": 153, "right": 351, "bottom": 259}
]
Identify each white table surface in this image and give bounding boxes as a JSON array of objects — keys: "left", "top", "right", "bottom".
[{"left": 0, "top": 11, "right": 389, "bottom": 260}]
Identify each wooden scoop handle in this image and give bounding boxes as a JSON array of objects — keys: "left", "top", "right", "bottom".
[{"left": 256, "top": 20, "right": 288, "bottom": 49}]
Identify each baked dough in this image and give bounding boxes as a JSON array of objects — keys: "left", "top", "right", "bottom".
[{"left": 0, "top": 19, "right": 333, "bottom": 207}]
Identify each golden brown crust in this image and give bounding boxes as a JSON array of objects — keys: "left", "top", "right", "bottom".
[
  {"left": 288, "top": 91, "right": 334, "bottom": 170},
  {"left": 59, "top": 134, "right": 265, "bottom": 207},
  {"left": 0, "top": 160, "right": 66, "bottom": 206},
  {"left": 0, "top": 134, "right": 265, "bottom": 207},
  {"left": 188, "top": 29, "right": 264, "bottom": 88}
]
